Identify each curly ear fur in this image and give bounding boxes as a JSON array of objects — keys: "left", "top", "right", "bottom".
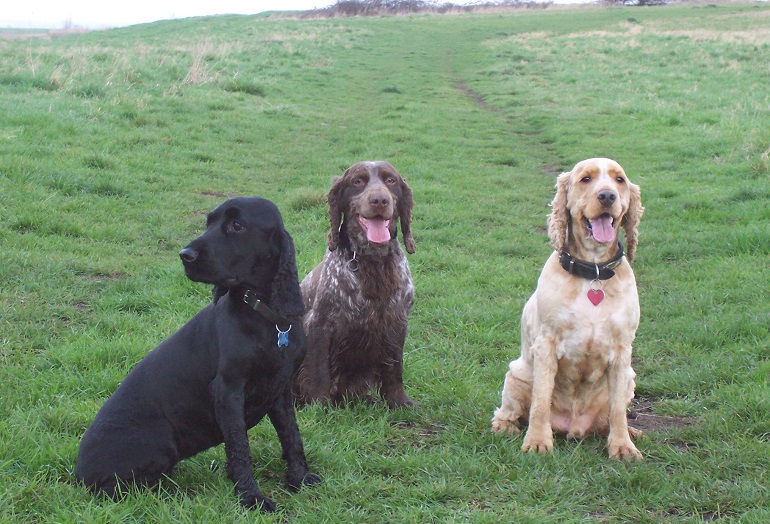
[
  {"left": 211, "top": 285, "right": 227, "bottom": 304},
  {"left": 399, "top": 178, "right": 416, "bottom": 254},
  {"left": 621, "top": 181, "right": 643, "bottom": 262},
  {"left": 270, "top": 228, "right": 305, "bottom": 319},
  {"left": 547, "top": 172, "right": 571, "bottom": 252},
  {"left": 326, "top": 175, "right": 345, "bottom": 251}
]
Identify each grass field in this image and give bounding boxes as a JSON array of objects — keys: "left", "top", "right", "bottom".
[{"left": 1, "top": 2, "right": 769, "bottom": 522}]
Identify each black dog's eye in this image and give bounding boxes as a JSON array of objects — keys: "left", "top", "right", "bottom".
[
  {"left": 616, "top": 176, "right": 626, "bottom": 184},
  {"left": 581, "top": 176, "right": 592, "bottom": 183},
  {"left": 227, "top": 220, "right": 245, "bottom": 233}
]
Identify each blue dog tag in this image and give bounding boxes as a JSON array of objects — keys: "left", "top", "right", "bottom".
[{"left": 276, "top": 325, "right": 291, "bottom": 347}]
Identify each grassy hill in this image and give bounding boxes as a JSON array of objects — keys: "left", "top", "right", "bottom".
[{"left": 1, "top": 3, "right": 768, "bottom": 522}]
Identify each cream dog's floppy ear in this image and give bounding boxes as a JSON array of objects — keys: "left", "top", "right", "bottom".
[
  {"left": 621, "top": 181, "right": 643, "bottom": 262},
  {"left": 547, "top": 172, "right": 571, "bottom": 252}
]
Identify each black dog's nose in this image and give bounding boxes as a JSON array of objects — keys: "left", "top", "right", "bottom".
[
  {"left": 179, "top": 247, "right": 198, "bottom": 263},
  {"left": 597, "top": 190, "right": 617, "bottom": 207}
]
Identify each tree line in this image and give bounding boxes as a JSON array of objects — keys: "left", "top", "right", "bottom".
[{"left": 306, "top": 1, "right": 555, "bottom": 17}]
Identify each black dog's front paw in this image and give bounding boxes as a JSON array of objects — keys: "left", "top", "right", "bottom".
[
  {"left": 240, "top": 491, "right": 276, "bottom": 512},
  {"left": 302, "top": 472, "right": 322, "bottom": 487},
  {"left": 286, "top": 470, "right": 322, "bottom": 492}
]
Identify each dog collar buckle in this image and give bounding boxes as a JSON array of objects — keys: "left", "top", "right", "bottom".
[
  {"left": 559, "top": 241, "right": 625, "bottom": 281},
  {"left": 243, "top": 289, "right": 259, "bottom": 307}
]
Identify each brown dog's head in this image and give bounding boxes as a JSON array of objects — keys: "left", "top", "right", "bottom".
[
  {"left": 547, "top": 158, "right": 643, "bottom": 262},
  {"left": 326, "top": 161, "right": 415, "bottom": 254}
]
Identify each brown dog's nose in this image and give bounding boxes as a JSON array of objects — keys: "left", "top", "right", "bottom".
[
  {"left": 597, "top": 190, "right": 617, "bottom": 207},
  {"left": 369, "top": 193, "right": 391, "bottom": 208}
]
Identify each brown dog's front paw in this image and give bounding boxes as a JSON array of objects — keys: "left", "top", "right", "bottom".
[
  {"left": 388, "top": 396, "right": 418, "bottom": 409},
  {"left": 608, "top": 440, "right": 642, "bottom": 461},
  {"left": 522, "top": 431, "right": 553, "bottom": 453},
  {"left": 382, "top": 385, "right": 415, "bottom": 409}
]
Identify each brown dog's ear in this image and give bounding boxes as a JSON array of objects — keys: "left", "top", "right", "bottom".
[
  {"left": 326, "top": 175, "right": 345, "bottom": 251},
  {"left": 399, "top": 177, "right": 416, "bottom": 254},
  {"left": 547, "top": 172, "right": 571, "bottom": 252},
  {"left": 270, "top": 227, "right": 305, "bottom": 319},
  {"left": 621, "top": 181, "right": 643, "bottom": 262}
]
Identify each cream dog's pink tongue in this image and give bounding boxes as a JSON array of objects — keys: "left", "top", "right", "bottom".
[
  {"left": 360, "top": 217, "right": 391, "bottom": 243},
  {"left": 590, "top": 216, "right": 615, "bottom": 243}
]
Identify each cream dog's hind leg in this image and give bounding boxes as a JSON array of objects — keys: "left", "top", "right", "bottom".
[{"left": 491, "top": 359, "right": 532, "bottom": 435}]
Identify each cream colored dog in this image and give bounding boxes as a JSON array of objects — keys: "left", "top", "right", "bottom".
[{"left": 492, "top": 158, "right": 644, "bottom": 460}]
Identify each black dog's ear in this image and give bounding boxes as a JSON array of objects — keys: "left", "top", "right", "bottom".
[{"left": 270, "top": 228, "right": 305, "bottom": 319}]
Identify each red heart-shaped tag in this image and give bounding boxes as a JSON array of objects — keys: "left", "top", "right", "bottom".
[{"left": 587, "top": 289, "right": 604, "bottom": 306}]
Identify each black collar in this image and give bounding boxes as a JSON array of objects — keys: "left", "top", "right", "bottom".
[
  {"left": 240, "top": 288, "right": 289, "bottom": 328},
  {"left": 559, "top": 242, "right": 625, "bottom": 280}
]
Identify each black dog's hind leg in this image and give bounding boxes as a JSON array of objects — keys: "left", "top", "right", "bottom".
[
  {"left": 211, "top": 375, "right": 275, "bottom": 512},
  {"left": 268, "top": 389, "right": 321, "bottom": 491}
]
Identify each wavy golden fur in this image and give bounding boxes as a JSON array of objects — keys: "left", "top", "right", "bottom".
[
  {"left": 492, "top": 158, "right": 644, "bottom": 461},
  {"left": 547, "top": 158, "right": 643, "bottom": 261}
]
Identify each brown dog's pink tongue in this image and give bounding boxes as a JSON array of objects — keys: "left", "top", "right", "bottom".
[
  {"left": 364, "top": 218, "right": 391, "bottom": 243},
  {"left": 590, "top": 216, "right": 615, "bottom": 243}
]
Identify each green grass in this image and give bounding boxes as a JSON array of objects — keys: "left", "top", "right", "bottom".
[{"left": 1, "top": 3, "right": 769, "bottom": 522}]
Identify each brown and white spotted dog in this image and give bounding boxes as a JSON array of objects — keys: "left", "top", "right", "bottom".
[{"left": 294, "top": 161, "right": 416, "bottom": 408}]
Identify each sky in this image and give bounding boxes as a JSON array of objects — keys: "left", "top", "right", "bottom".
[
  {"left": 1, "top": 0, "right": 584, "bottom": 31},
  {"left": 1, "top": 1, "right": 335, "bottom": 29}
]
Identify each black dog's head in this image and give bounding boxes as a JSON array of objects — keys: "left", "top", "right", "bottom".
[{"left": 179, "top": 197, "right": 304, "bottom": 319}]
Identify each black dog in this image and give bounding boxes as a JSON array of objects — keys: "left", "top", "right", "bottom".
[{"left": 75, "top": 197, "right": 320, "bottom": 511}]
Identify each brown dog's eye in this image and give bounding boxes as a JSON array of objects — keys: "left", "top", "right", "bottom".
[
  {"left": 385, "top": 176, "right": 397, "bottom": 185},
  {"left": 353, "top": 177, "right": 365, "bottom": 187}
]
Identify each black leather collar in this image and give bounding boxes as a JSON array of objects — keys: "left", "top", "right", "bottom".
[
  {"left": 240, "top": 288, "right": 288, "bottom": 327},
  {"left": 559, "top": 242, "right": 625, "bottom": 280}
]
